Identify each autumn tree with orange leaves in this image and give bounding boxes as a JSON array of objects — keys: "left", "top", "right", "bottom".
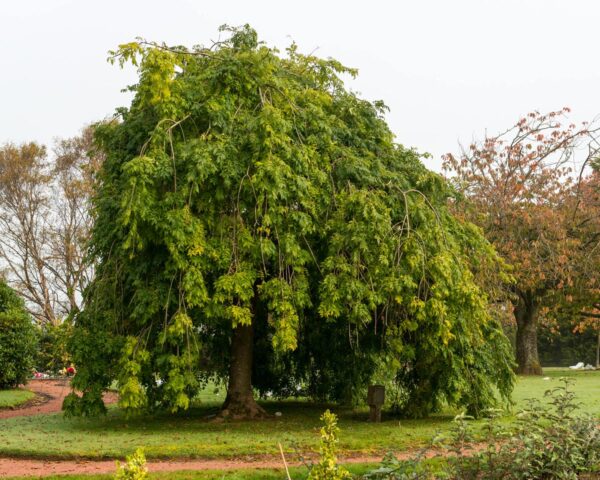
[
  {"left": 561, "top": 168, "right": 600, "bottom": 368},
  {"left": 443, "top": 108, "right": 600, "bottom": 374}
]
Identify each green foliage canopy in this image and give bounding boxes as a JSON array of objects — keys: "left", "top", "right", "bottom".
[{"left": 66, "top": 25, "right": 514, "bottom": 418}]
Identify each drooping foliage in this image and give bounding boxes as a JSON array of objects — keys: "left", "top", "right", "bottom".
[
  {"left": 0, "top": 280, "right": 37, "bottom": 388},
  {"left": 66, "top": 25, "right": 514, "bottom": 418}
]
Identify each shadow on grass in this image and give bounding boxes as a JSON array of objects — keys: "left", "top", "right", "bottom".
[{"left": 58, "top": 399, "right": 456, "bottom": 437}]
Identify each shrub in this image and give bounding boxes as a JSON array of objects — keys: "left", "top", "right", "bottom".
[
  {"left": 443, "top": 378, "right": 600, "bottom": 479},
  {"left": 114, "top": 448, "right": 148, "bottom": 480},
  {"left": 0, "top": 280, "right": 37, "bottom": 388},
  {"left": 36, "top": 320, "right": 73, "bottom": 374},
  {"left": 498, "top": 378, "right": 600, "bottom": 479},
  {"left": 308, "top": 410, "right": 352, "bottom": 480}
]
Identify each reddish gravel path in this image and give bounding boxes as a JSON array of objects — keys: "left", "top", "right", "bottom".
[
  {"left": 0, "top": 452, "right": 427, "bottom": 477},
  {"left": 0, "top": 379, "right": 117, "bottom": 420}
]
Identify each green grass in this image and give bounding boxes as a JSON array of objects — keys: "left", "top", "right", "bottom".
[
  {"left": 0, "top": 388, "right": 35, "bottom": 408},
  {"left": 0, "top": 400, "right": 450, "bottom": 459},
  {"left": 510, "top": 368, "right": 600, "bottom": 415},
  {"left": 0, "top": 369, "right": 597, "bottom": 461}
]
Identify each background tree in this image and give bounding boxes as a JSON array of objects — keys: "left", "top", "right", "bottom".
[
  {"left": 51, "top": 126, "right": 102, "bottom": 315},
  {"left": 0, "top": 142, "right": 57, "bottom": 324},
  {"left": 66, "top": 25, "right": 514, "bottom": 419},
  {"left": 537, "top": 321, "right": 598, "bottom": 365},
  {"left": 576, "top": 315, "right": 600, "bottom": 368},
  {"left": 561, "top": 168, "right": 600, "bottom": 368},
  {"left": 0, "top": 127, "right": 98, "bottom": 325},
  {"left": 443, "top": 109, "right": 600, "bottom": 374},
  {"left": 0, "top": 279, "right": 37, "bottom": 388}
]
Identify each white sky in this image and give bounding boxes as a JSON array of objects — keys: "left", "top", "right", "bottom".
[{"left": 1, "top": 0, "right": 599, "bottom": 171}]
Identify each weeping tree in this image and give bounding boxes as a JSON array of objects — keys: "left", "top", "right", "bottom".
[{"left": 65, "top": 25, "right": 514, "bottom": 419}]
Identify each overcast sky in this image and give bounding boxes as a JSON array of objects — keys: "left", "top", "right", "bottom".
[{"left": 1, "top": 0, "right": 598, "bottom": 171}]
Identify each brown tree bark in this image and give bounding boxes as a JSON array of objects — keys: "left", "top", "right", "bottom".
[
  {"left": 218, "top": 321, "right": 267, "bottom": 419},
  {"left": 596, "top": 330, "right": 600, "bottom": 368},
  {"left": 514, "top": 292, "right": 543, "bottom": 375}
]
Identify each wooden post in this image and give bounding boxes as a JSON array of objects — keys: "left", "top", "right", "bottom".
[{"left": 367, "top": 385, "right": 385, "bottom": 422}]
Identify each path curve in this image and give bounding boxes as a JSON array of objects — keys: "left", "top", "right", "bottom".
[{"left": 0, "top": 379, "right": 118, "bottom": 419}]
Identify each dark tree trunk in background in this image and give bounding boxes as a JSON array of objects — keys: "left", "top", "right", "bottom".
[
  {"left": 219, "top": 321, "right": 267, "bottom": 419},
  {"left": 596, "top": 330, "right": 599, "bottom": 369},
  {"left": 514, "top": 292, "right": 543, "bottom": 375}
]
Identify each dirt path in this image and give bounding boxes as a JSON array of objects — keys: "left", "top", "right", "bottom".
[
  {"left": 0, "top": 379, "right": 117, "bottom": 419},
  {"left": 0, "top": 450, "right": 437, "bottom": 477}
]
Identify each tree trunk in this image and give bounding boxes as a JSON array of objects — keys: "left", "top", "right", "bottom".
[
  {"left": 596, "top": 330, "right": 600, "bottom": 368},
  {"left": 219, "top": 322, "right": 267, "bottom": 419},
  {"left": 514, "top": 293, "right": 543, "bottom": 375}
]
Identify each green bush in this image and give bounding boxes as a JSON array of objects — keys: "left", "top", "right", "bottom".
[
  {"left": 36, "top": 320, "right": 73, "bottom": 374},
  {"left": 114, "top": 448, "right": 148, "bottom": 480},
  {"left": 0, "top": 280, "right": 37, "bottom": 388},
  {"left": 308, "top": 410, "right": 352, "bottom": 480}
]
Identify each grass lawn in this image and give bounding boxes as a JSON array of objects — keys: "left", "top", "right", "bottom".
[
  {"left": 0, "top": 369, "right": 597, "bottom": 461},
  {"left": 511, "top": 367, "right": 600, "bottom": 415},
  {"left": 0, "top": 388, "right": 35, "bottom": 408}
]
